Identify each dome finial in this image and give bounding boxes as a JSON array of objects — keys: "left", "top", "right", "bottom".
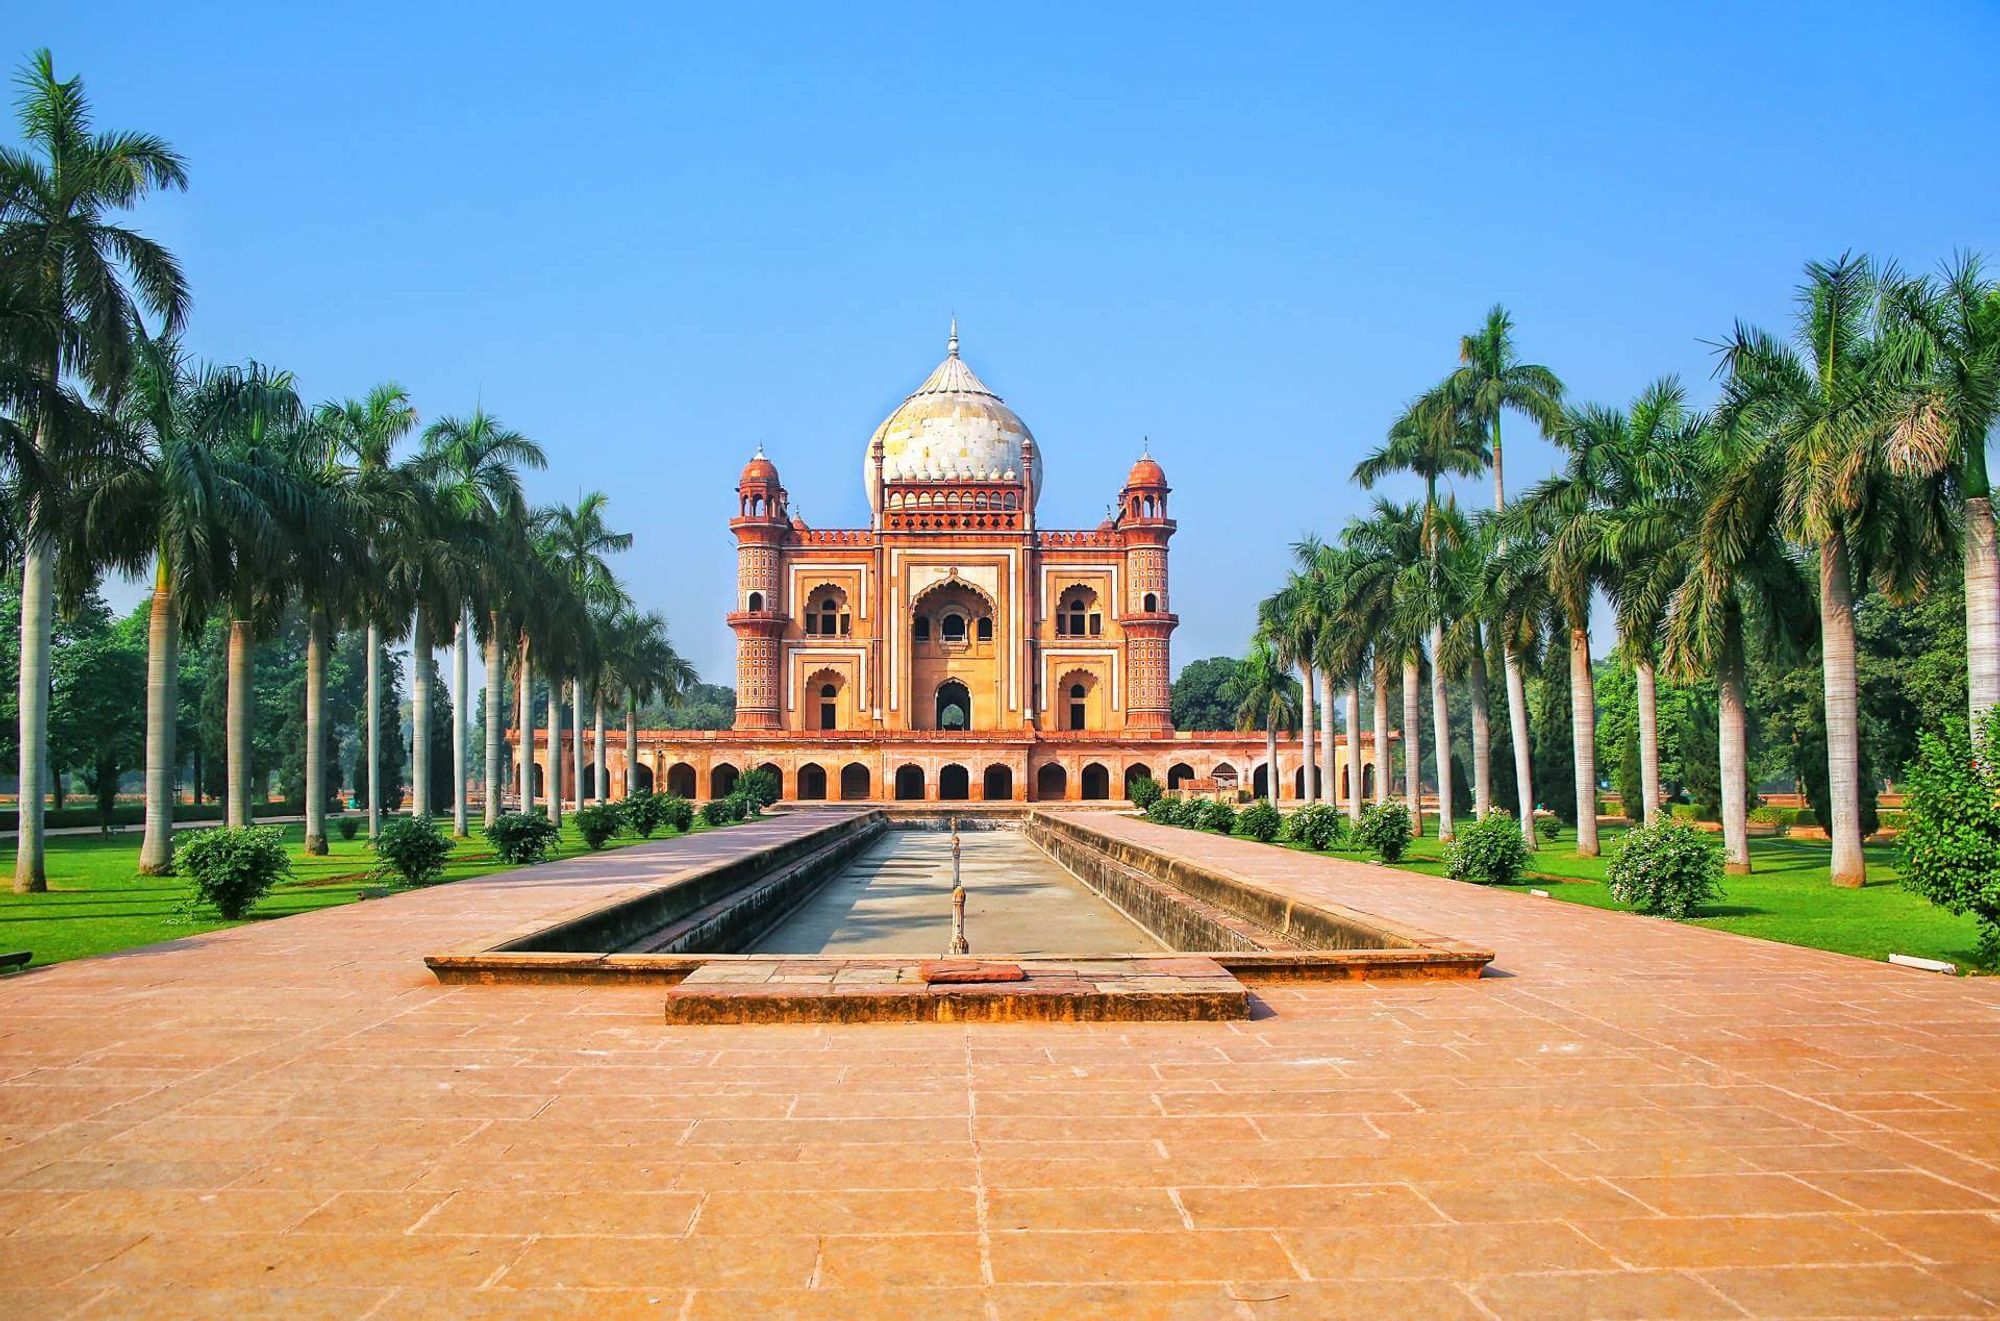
[
  {"left": 754, "top": 442, "right": 765, "bottom": 459},
  {"left": 947, "top": 315, "right": 959, "bottom": 359},
  {"left": 1141, "top": 435, "right": 1150, "bottom": 458}
]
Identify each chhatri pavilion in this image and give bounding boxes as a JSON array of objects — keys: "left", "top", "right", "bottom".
[{"left": 541, "top": 326, "right": 1373, "bottom": 804}]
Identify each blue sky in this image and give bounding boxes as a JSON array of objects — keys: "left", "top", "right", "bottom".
[{"left": 20, "top": 1, "right": 2000, "bottom": 687}]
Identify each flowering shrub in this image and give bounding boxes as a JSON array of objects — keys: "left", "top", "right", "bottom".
[
  {"left": 1285, "top": 801, "right": 1346, "bottom": 851},
  {"left": 1606, "top": 820, "right": 1723, "bottom": 918},
  {"left": 1238, "top": 798, "right": 1282, "bottom": 842},
  {"left": 1444, "top": 811, "right": 1530, "bottom": 885},
  {"left": 1898, "top": 713, "right": 2000, "bottom": 966},
  {"left": 1355, "top": 801, "right": 1413, "bottom": 862}
]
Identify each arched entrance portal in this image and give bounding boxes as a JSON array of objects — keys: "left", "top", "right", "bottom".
[
  {"left": 939, "top": 764, "right": 969, "bottom": 800},
  {"left": 666, "top": 763, "right": 696, "bottom": 799},
  {"left": 935, "top": 679, "right": 970, "bottom": 730},
  {"left": 840, "top": 762, "right": 871, "bottom": 801},
  {"left": 1124, "top": 764, "right": 1154, "bottom": 799},
  {"left": 1035, "top": 763, "right": 1067, "bottom": 801},
  {"left": 983, "top": 764, "right": 1013, "bottom": 801},
  {"left": 797, "top": 764, "right": 827, "bottom": 800},
  {"left": 628, "top": 762, "right": 654, "bottom": 795},
  {"left": 1167, "top": 762, "right": 1195, "bottom": 789},
  {"left": 710, "top": 763, "right": 739, "bottom": 799},
  {"left": 894, "top": 764, "right": 925, "bottom": 801}
]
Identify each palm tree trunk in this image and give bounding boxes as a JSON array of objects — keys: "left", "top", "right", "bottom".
[
  {"left": 1429, "top": 623, "right": 1454, "bottom": 840},
  {"left": 226, "top": 616, "right": 254, "bottom": 828},
  {"left": 139, "top": 559, "right": 178, "bottom": 875},
  {"left": 1634, "top": 657, "right": 1662, "bottom": 826},
  {"left": 1298, "top": 661, "right": 1315, "bottom": 804},
  {"left": 1569, "top": 626, "right": 1599, "bottom": 856},
  {"left": 1371, "top": 658, "right": 1390, "bottom": 806},
  {"left": 624, "top": 692, "right": 639, "bottom": 800},
  {"left": 366, "top": 622, "right": 381, "bottom": 839},
  {"left": 1967, "top": 496, "right": 2000, "bottom": 728},
  {"left": 516, "top": 636, "right": 534, "bottom": 813},
  {"left": 12, "top": 494, "right": 53, "bottom": 892},
  {"left": 547, "top": 684, "right": 564, "bottom": 830},
  {"left": 1468, "top": 629, "right": 1492, "bottom": 819},
  {"left": 1402, "top": 656, "right": 1423, "bottom": 836},
  {"left": 1319, "top": 671, "right": 1336, "bottom": 808},
  {"left": 484, "top": 618, "right": 504, "bottom": 827},
  {"left": 1504, "top": 643, "right": 1536, "bottom": 849},
  {"left": 593, "top": 693, "right": 607, "bottom": 805},
  {"left": 410, "top": 605, "right": 431, "bottom": 818},
  {"left": 452, "top": 607, "right": 469, "bottom": 837},
  {"left": 1344, "top": 683, "right": 1363, "bottom": 826},
  {"left": 1718, "top": 634, "right": 1752, "bottom": 876},
  {"left": 304, "top": 610, "right": 328, "bottom": 854},
  {"left": 570, "top": 677, "right": 584, "bottom": 811},
  {"left": 1265, "top": 721, "right": 1278, "bottom": 807},
  {"left": 1820, "top": 534, "right": 1866, "bottom": 886}
]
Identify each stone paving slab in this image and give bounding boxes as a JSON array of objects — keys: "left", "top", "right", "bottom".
[{"left": 2, "top": 810, "right": 2000, "bottom": 1316}]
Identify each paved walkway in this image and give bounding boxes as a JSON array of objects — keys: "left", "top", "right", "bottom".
[{"left": 0, "top": 811, "right": 1995, "bottom": 1318}]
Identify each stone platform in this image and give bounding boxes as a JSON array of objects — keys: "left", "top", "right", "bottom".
[{"left": 663, "top": 955, "right": 1248, "bottom": 1023}]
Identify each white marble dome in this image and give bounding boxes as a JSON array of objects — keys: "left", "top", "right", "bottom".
[{"left": 864, "top": 323, "right": 1043, "bottom": 516}]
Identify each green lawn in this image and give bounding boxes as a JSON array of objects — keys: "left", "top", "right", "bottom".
[
  {"left": 1179, "top": 817, "right": 1988, "bottom": 971},
  {"left": 0, "top": 814, "right": 716, "bottom": 969}
]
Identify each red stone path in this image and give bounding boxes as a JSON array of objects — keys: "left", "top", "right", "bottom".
[{"left": 2, "top": 810, "right": 1998, "bottom": 1318}]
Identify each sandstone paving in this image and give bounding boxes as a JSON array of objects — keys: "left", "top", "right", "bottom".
[{"left": 1, "top": 810, "right": 1998, "bottom": 1316}]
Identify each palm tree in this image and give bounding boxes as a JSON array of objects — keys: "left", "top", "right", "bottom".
[
  {"left": 319, "top": 385, "right": 418, "bottom": 840},
  {"left": 415, "top": 410, "right": 544, "bottom": 834},
  {"left": 1712, "top": 255, "right": 1947, "bottom": 885},
  {"left": 540, "top": 493, "right": 633, "bottom": 810},
  {"left": 1235, "top": 635, "right": 1299, "bottom": 806},
  {"left": 1505, "top": 402, "right": 1632, "bottom": 856},
  {"left": 600, "top": 607, "right": 692, "bottom": 799},
  {"left": 1446, "top": 307, "right": 1565, "bottom": 843},
  {"left": 88, "top": 344, "right": 294, "bottom": 868},
  {"left": 1432, "top": 501, "right": 1493, "bottom": 818},
  {"left": 1356, "top": 391, "right": 1488, "bottom": 837},
  {"left": 1879, "top": 257, "right": 2000, "bottom": 727},
  {"left": 2, "top": 49, "right": 189, "bottom": 891},
  {"left": 1346, "top": 500, "right": 1430, "bottom": 833},
  {"left": 1602, "top": 379, "right": 1709, "bottom": 826},
  {"left": 1257, "top": 576, "right": 1319, "bottom": 803}
]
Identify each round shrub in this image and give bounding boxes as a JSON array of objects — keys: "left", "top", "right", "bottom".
[
  {"left": 484, "top": 812, "right": 559, "bottom": 865},
  {"left": 575, "top": 803, "right": 622, "bottom": 851},
  {"left": 1238, "top": 798, "right": 1282, "bottom": 842},
  {"left": 700, "top": 797, "right": 735, "bottom": 826},
  {"left": 1144, "top": 796, "right": 1178, "bottom": 826},
  {"left": 374, "top": 814, "right": 455, "bottom": 887},
  {"left": 1606, "top": 819, "right": 1724, "bottom": 919},
  {"left": 619, "top": 789, "right": 663, "bottom": 838},
  {"left": 1199, "top": 799, "right": 1237, "bottom": 834},
  {"left": 1127, "top": 775, "right": 1162, "bottom": 811},
  {"left": 660, "top": 794, "right": 694, "bottom": 833},
  {"left": 1356, "top": 801, "right": 1413, "bottom": 863},
  {"left": 727, "top": 792, "right": 751, "bottom": 821},
  {"left": 1898, "top": 713, "right": 2000, "bottom": 966},
  {"left": 738, "top": 768, "right": 780, "bottom": 809},
  {"left": 337, "top": 816, "right": 360, "bottom": 842},
  {"left": 1285, "top": 801, "right": 1345, "bottom": 851},
  {"left": 1444, "top": 811, "right": 1530, "bottom": 885},
  {"left": 1533, "top": 812, "right": 1562, "bottom": 842},
  {"left": 176, "top": 825, "right": 290, "bottom": 920}
]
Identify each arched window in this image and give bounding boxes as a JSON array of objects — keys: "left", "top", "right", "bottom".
[
  {"left": 976, "top": 615, "right": 993, "bottom": 641},
  {"left": 746, "top": 591, "right": 764, "bottom": 613},
  {"left": 819, "top": 683, "right": 838, "bottom": 731},
  {"left": 1142, "top": 592, "right": 1158, "bottom": 612},
  {"left": 941, "top": 611, "right": 966, "bottom": 642},
  {"left": 913, "top": 615, "right": 930, "bottom": 641},
  {"left": 936, "top": 679, "right": 971, "bottom": 730},
  {"left": 805, "top": 587, "right": 849, "bottom": 637},
  {"left": 1068, "top": 683, "right": 1087, "bottom": 731}
]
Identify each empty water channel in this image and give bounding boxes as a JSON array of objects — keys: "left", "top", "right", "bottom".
[
  {"left": 425, "top": 809, "right": 1495, "bottom": 986},
  {"left": 747, "top": 825, "right": 1162, "bottom": 957}
]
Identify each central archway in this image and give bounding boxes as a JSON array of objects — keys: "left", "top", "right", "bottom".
[
  {"left": 1080, "top": 762, "right": 1111, "bottom": 801},
  {"left": 935, "top": 679, "right": 970, "bottom": 730},
  {"left": 894, "top": 763, "right": 925, "bottom": 801},
  {"left": 939, "top": 764, "right": 969, "bottom": 800},
  {"left": 797, "top": 763, "right": 827, "bottom": 800},
  {"left": 1035, "top": 763, "right": 1067, "bottom": 801},
  {"left": 840, "top": 762, "right": 871, "bottom": 801},
  {"left": 667, "top": 762, "right": 696, "bottom": 799},
  {"left": 983, "top": 763, "right": 1013, "bottom": 801}
]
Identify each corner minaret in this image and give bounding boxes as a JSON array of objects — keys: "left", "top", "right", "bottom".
[
  {"left": 729, "top": 447, "right": 788, "bottom": 730},
  {"left": 1119, "top": 445, "right": 1176, "bottom": 731}
]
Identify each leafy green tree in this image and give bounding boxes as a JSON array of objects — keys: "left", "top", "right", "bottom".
[
  {"left": 1899, "top": 710, "right": 2000, "bottom": 966},
  {"left": 3, "top": 49, "right": 189, "bottom": 891},
  {"left": 48, "top": 596, "right": 143, "bottom": 829},
  {"left": 1234, "top": 637, "right": 1299, "bottom": 806},
  {"left": 1169, "top": 657, "right": 1243, "bottom": 731}
]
